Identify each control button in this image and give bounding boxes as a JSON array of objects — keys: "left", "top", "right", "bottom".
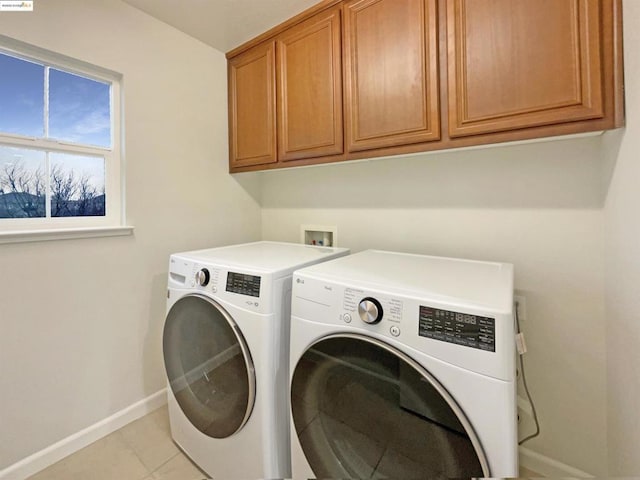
[
  {"left": 211, "top": 286, "right": 217, "bottom": 293},
  {"left": 343, "top": 313, "right": 352, "bottom": 323},
  {"left": 358, "top": 297, "right": 383, "bottom": 324},
  {"left": 390, "top": 325, "right": 401, "bottom": 337},
  {"left": 195, "top": 268, "right": 210, "bottom": 287}
]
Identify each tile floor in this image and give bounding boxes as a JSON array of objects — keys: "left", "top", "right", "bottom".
[
  {"left": 27, "top": 405, "right": 542, "bottom": 479},
  {"left": 520, "top": 466, "right": 543, "bottom": 478},
  {"left": 27, "top": 406, "right": 207, "bottom": 480}
]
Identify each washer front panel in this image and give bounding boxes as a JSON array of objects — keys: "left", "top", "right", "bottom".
[
  {"left": 163, "top": 294, "right": 255, "bottom": 439},
  {"left": 290, "top": 334, "right": 488, "bottom": 478}
]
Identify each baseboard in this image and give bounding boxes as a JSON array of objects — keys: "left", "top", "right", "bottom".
[
  {"left": 519, "top": 445, "right": 593, "bottom": 478},
  {"left": 0, "top": 389, "right": 167, "bottom": 480}
]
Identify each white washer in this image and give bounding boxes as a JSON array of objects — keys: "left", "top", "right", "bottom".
[
  {"left": 163, "top": 241, "right": 349, "bottom": 478},
  {"left": 289, "top": 250, "right": 518, "bottom": 478}
]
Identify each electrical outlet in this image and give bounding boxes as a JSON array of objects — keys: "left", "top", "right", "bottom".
[{"left": 514, "top": 295, "right": 527, "bottom": 323}]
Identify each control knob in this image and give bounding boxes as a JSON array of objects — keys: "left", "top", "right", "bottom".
[
  {"left": 358, "top": 297, "right": 383, "bottom": 324},
  {"left": 195, "top": 268, "right": 210, "bottom": 287}
]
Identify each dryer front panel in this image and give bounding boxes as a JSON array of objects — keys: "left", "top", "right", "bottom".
[
  {"left": 290, "top": 334, "right": 489, "bottom": 478},
  {"left": 163, "top": 294, "right": 255, "bottom": 439}
]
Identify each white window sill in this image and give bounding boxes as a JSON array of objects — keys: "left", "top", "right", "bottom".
[{"left": 0, "top": 226, "right": 134, "bottom": 245}]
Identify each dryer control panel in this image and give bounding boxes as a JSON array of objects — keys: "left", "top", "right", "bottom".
[
  {"left": 419, "top": 306, "right": 496, "bottom": 352},
  {"left": 291, "top": 273, "right": 514, "bottom": 381},
  {"left": 342, "top": 288, "right": 404, "bottom": 337}
]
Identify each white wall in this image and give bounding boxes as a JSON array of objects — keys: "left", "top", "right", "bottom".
[
  {"left": 604, "top": 0, "right": 640, "bottom": 474},
  {"left": 260, "top": 136, "right": 608, "bottom": 475},
  {"left": 0, "top": 0, "right": 260, "bottom": 470}
]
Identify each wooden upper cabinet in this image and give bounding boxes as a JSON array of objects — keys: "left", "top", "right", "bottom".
[
  {"left": 227, "top": 0, "right": 622, "bottom": 171},
  {"left": 277, "top": 6, "right": 343, "bottom": 162},
  {"left": 343, "top": 0, "right": 440, "bottom": 152},
  {"left": 446, "top": 0, "right": 605, "bottom": 138},
  {"left": 228, "top": 41, "right": 277, "bottom": 168}
]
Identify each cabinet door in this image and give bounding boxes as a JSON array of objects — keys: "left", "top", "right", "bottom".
[
  {"left": 228, "top": 41, "right": 277, "bottom": 168},
  {"left": 277, "top": 7, "right": 343, "bottom": 162},
  {"left": 447, "top": 0, "right": 604, "bottom": 137},
  {"left": 344, "top": 0, "right": 440, "bottom": 152}
]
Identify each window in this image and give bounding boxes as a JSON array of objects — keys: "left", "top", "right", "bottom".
[{"left": 0, "top": 35, "right": 125, "bottom": 239}]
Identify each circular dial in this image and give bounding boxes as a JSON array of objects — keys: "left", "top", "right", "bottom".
[
  {"left": 358, "top": 297, "right": 383, "bottom": 324},
  {"left": 195, "top": 268, "right": 210, "bottom": 287}
]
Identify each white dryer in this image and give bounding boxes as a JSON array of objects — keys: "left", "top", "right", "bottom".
[
  {"left": 289, "top": 250, "right": 518, "bottom": 478},
  {"left": 163, "top": 241, "right": 349, "bottom": 478}
]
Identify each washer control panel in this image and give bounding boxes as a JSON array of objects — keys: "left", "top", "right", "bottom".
[
  {"left": 169, "top": 254, "right": 270, "bottom": 314},
  {"left": 191, "top": 264, "right": 220, "bottom": 292},
  {"left": 226, "top": 271, "right": 261, "bottom": 298},
  {"left": 195, "top": 268, "right": 210, "bottom": 287}
]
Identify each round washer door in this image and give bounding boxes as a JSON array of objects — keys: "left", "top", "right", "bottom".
[
  {"left": 290, "top": 334, "right": 489, "bottom": 478},
  {"left": 163, "top": 294, "right": 255, "bottom": 439}
]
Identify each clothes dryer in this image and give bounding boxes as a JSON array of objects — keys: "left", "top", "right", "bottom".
[
  {"left": 289, "top": 250, "right": 517, "bottom": 478},
  {"left": 163, "top": 241, "right": 349, "bottom": 478}
]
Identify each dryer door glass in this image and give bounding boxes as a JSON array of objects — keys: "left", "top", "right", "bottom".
[
  {"left": 290, "top": 335, "right": 488, "bottom": 478},
  {"left": 164, "top": 294, "right": 255, "bottom": 438}
]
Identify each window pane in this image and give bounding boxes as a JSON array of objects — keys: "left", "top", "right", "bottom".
[
  {"left": 0, "top": 53, "right": 44, "bottom": 138},
  {"left": 0, "top": 146, "right": 46, "bottom": 218},
  {"left": 50, "top": 153, "right": 105, "bottom": 217},
  {"left": 49, "top": 69, "right": 111, "bottom": 148}
]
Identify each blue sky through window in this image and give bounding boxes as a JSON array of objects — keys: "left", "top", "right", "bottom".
[
  {"left": 49, "top": 69, "right": 111, "bottom": 148},
  {"left": 0, "top": 53, "right": 44, "bottom": 137},
  {"left": 0, "top": 52, "right": 111, "bottom": 148}
]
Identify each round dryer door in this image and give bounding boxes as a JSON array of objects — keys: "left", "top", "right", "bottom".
[
  {"left": 290, "top": 334, "right": 488, "bottom": 478},
  {"left": 163, "top": 294, "right": 255, "bottom": 438}
]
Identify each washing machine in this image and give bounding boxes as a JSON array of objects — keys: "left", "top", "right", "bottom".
[
  {"left": 163, "top": 241, "right": 349, "bottom": 478},
  {"left": 289, "top": 249, "right": 517, "bottom": 478}
]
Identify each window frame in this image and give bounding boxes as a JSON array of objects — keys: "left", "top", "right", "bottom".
[{"left": 0, "top": 35, "right": 127, "bottom": 239}]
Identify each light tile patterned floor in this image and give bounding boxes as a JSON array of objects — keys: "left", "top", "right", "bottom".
[
  {"left": 27, "top": 405, "right": 543, "bottom": 479},
  {"left": 519, "top": 466, "right": 544, "bottom": 478},
  {"left": 27, "top": 406, "right": 207, "bottom": 480}
]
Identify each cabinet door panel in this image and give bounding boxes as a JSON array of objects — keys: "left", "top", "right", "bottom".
[
  {"left": 344, "top": 0, "right": 440, "bottom": 152},
  {"left": 229, "top": 42, "right": 277, "bottom": 167},
  {"left": 447, "top": 0, "right": 604, "bottom": 137},
  {"left": 277, "top": 7, "right": 343, "bottom": 162}
]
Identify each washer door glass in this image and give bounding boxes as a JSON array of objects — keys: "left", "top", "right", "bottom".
[
  {"left": 290, "top": 335, "right": 488, "bottom": 478},
  {"left": 163, "top": 294, "right": 255, "bottom": 439}
]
